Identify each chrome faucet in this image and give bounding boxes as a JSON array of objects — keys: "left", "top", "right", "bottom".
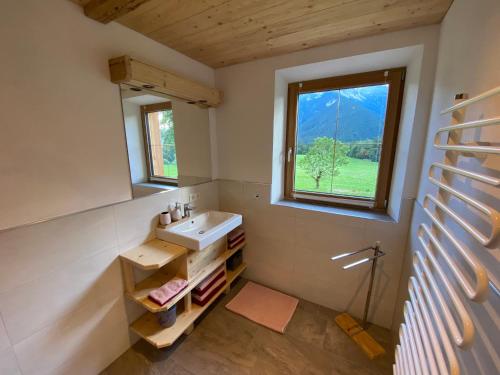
[{"left": 183, "top": 203, "right": 195, "bottom": 218}]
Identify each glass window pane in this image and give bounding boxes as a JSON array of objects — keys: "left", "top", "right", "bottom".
[
  {"left": 334, "top": 85, "right": 388, "bottom": 198},
  {"left": 147, "top": 109, "right": 178, "bottom": 179},
  {"left": 294, "top": 84, "right": 389, "bottom": 199},
  {"left": 295, "top": 90, "right": 339, "bottom": 194}
]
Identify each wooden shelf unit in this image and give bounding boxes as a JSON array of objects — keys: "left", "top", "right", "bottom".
[
  {"left": 224, "top": 240, "right": 245, "bottom": 260},
  {"left": 130, "top": 271, "right": 229, "bottom": 348},
  {"left": 120, "top": 235, "right": 246, "bottom": 348},
  {"left": 126, "top": 252, "right": 226, "bottom": 313},
  {"left": 120, "top": 239, "right": 187, "bottom": 270},
  {"left": 227, "top": 262, "right": 247, "bottom": 285}
]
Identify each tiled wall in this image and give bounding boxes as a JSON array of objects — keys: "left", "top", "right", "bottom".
[
  {"left": 392, "top": 0, "right": 500, "bottom": 372},
  {"left": 0, "top": 177, "right": 412, "bottom": 374},
  {"left": 218, "top": 179, "right": 413, "bottom": 329},
  {"left": 0, "top": 181, "right": 219, "bottom": 375}
]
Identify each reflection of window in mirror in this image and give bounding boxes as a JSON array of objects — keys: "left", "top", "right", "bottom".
[
  {"left": 120, "top": 83, "right": 213, "bottom": 196},
  {"left": 141, "top": 102, "right": 178, "bottom": 185}
]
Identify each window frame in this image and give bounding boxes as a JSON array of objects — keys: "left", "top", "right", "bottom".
[
  {"left": 141, "top": 101, "right": 178, "bottom": 186},
  {"left": 284, "top": 68, "right": 406, "bottom": 211}
]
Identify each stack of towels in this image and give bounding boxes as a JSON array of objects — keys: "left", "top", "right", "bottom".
[
  {"left": 148, "top": 277, "right": 188, "bottom": 306},
  {"left": 228, "top": 227, "right": 245, "bottom": 249},
  {"left": 192, "top": 265, "right": 226, "bottom": 306}
]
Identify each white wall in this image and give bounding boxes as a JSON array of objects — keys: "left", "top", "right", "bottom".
[
  {"left": 0, "top": 181, "right": 219, "bottom": 375},
  {"left": 394, "top": 0, "right": 500, "bottom": 373},
  {"left": 0, "top": 0, "right": 219, "bottom": 373},
  {"left": 0, "top": 0, "right": 215, "bottom": 231},
  {"left": 215, "top": 26, "right": 440, "bottom": 328},
  {"left": 3, "top": 0, "right": 497, "bottom": 373}
]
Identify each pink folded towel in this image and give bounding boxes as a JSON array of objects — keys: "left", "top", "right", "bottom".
[{"left": 148, "top": 277, "right": 188, "bottom": 306}]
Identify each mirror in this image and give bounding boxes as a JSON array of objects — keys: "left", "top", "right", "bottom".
[{"left": 120, "top": 84, "right": 213, "bottom": 198}]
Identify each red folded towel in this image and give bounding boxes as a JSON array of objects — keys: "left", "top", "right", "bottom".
[
  {"left": 193, "top": 265, "right": 225, "bottom": 294},
  {"left": 193, "top": 275, "right": 226, "bottom": 306},
  {"left": 228, "top": 228, "right": 245, "bottom": 242},
  {"left": 228, "top": 234, "right": 245, "bottom": 249},
  {"left": 148, "top": 277, "right": 188, "bottom": 306}
]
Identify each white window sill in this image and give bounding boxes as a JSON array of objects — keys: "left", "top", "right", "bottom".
[
  {"left": 131, "top": 182, "right": 178, "bottom": 199},
  {"left": 273, "top": 200, "right": 396, "bottom": 223},
  {"left": 135, "top": 182, "right": 177, "bottom": 191}
]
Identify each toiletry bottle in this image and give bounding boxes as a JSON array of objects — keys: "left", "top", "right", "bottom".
[
  {"left": 171, "top": 203, "right": 182, "bottom": 222},
  {"left": 176, "top": 202, "right": 183, "bottom": 220}
]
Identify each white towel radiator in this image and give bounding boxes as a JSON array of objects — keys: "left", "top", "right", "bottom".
[{"left": 394, "top": 87, "right": 500, "bottom": 375}]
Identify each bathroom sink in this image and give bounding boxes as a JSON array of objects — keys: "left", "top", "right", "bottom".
[{"left": 156, "top": 211, "right": 242, "bottom": 250}]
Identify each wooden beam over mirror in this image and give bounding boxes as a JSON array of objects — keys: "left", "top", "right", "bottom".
[
  {"left": 109, "top": 55, "right": 223, "bottom": 107},
  {"left": 84, "top": 0, "right": 152, "bottom": 24}
]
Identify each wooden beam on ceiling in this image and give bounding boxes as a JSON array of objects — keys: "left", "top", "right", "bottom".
[{"left": 83, "top": 0, "right": 153, "bottom": 24}]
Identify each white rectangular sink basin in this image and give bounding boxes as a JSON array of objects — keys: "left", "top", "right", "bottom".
[{"left": 155, "top": 210, "right": 242, "bottom": 250}]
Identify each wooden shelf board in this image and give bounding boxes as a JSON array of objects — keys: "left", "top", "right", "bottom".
[
  {"left": 224, "top": 241, "right": 245, "bottom": 260},
  {"left": 127, "top": 252, "right": 227, "bottom": 313},
  {"left": 227, "top": 262, "right": 247, "bottom": 285},
  {"left": 130, "top": 280, "right": 228, "bottom": 348},
  {"left": 126, "top": 271, "right": 182, "bottom": 313},
  {"left": 120, "top": 239, "right": 187, "bottom": 270}
]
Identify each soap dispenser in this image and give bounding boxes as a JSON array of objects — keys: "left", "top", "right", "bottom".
[{"left": 171, "top": 202, "right": 182, "bottom": 222}]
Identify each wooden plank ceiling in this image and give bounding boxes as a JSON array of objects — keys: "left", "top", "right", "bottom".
[{"left": 75, "top": 0, "right": 452, "bottom": 68}]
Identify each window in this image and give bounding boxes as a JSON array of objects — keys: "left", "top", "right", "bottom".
[
  {"left": 284, "top": 68, "right": 405, "bottom": 210},
  {"left": 141, "top": 102, "right": 178, "bottom": 185}
]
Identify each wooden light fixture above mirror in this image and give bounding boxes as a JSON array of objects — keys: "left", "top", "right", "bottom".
[{"left": 109, "top": 55, "right": 223, "bottom": 107}]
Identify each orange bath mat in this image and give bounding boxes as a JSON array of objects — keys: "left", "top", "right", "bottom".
[{"left": 225, "top": 281, "right": 298, "bottom": 333}]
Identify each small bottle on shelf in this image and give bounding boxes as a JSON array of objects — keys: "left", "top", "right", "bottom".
[{"left": 171, "top": 202, "right": 182, "bottom": 222}]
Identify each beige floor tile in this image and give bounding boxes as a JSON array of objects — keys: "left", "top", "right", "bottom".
[{"left": 103, "top": 279, "right": 394, "bottom": 375}]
